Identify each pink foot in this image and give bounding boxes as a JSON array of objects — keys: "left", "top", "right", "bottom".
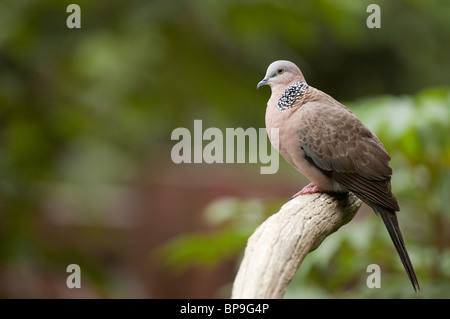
[{"left": 291, "top": 183, "right": 321, "bottom": 199}]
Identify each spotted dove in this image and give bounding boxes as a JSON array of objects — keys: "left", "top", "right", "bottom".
[{"left": 257, "top": 60, "right": 419, "bottom": 291}]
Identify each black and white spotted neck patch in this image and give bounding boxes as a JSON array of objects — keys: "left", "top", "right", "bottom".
[{"left": 277, "top": 81, "right": 309, "bottom": 111}]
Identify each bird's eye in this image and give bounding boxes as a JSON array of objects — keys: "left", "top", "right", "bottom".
[{"left": 277, "top": 68, "right": 284, "bottom": 74}]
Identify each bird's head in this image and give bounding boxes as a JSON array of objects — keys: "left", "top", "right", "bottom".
[{"left": 257, "top": 60, "right": 306, "bottom": 91}]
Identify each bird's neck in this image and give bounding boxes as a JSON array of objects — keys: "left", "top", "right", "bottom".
[{"left": 271, "top": 81, "right": 309, "bottom": 111}]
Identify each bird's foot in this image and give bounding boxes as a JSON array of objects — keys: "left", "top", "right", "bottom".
[{"left": 291, "top": 183, "right": 321, "bottom": 199}]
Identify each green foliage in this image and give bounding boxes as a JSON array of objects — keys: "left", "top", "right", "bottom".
[
  {"left": 158, "top": 198, "right": 278, "bottom": 271},
  {"left": 1, "top": 0, "right": 450, "bottom": 298},
  {"left": 161, "top": 88, "right": 450, "bottom": 298}
]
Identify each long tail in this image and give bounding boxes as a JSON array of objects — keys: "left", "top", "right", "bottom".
[{"left": 371, "top": 203, "right": 420, "bottom": 292}]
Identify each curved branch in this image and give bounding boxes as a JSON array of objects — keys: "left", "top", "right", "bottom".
[{"left": 231, "top": 192, "right": 362, "bottom": 299}]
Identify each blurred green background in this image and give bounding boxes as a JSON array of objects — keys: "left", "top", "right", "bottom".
[{"left": 1, "top": 0, "right": 449, "bottom": 298}]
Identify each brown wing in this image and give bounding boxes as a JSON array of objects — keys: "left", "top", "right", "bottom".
[{"left": 297, "top": 88, "right": 400, "bottom": 212}]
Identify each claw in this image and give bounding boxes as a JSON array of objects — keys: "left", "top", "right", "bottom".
[{"left": 290, "top": 183, "right": 321, "bottom": 199}]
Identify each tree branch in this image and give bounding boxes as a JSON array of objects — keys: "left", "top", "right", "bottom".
[{"left": 231, "top": 192, "right": 362, "bottom": 299}]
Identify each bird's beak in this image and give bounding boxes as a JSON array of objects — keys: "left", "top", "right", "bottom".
[{"left": 257, "top": 77, "right": 269, "bottom": 89}]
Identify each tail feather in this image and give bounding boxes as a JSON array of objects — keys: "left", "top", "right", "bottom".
[{"left": 371, "top": 203, "right": 420, "bottom": 292}]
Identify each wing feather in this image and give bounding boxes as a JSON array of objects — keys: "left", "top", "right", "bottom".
[{"left": 297, "top": 88, "right": 399, "bottom": 211}]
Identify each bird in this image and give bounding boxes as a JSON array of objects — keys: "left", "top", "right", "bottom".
[{"left": 257, "top": 60, "right": 420, "bottom": 292}]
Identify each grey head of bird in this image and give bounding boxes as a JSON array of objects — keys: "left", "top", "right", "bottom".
[{"left": 257, "top": 60, "right": 306, "bottom": 91}]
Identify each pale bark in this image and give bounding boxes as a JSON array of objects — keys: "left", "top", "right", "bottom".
[{"left": 231, "top": 192, "right": 361, "bottom": 299}]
